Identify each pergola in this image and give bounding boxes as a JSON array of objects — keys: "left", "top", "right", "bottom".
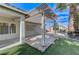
[{"left": 36, "top": 3, "right": 56, "bottom": 46}]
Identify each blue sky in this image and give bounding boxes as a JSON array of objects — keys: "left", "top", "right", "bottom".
[{"left": 9, "top": 3, "right": 69, "bottom": 28}]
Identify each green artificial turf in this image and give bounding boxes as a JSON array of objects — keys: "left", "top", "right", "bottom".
[{"left": 0, "top": 38, "right": 79, "bottom": 55}]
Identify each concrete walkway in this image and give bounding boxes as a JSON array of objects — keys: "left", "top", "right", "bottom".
[
  {"left": 0, "top": 38, "right": 19, "bottom": 48},
  {"left": 25, "top": 34, "right": 56, "bottom": 52}
]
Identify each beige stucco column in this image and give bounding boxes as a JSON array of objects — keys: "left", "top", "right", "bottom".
[{"left": 20, "top": 16, "right": 25, "bottom": 44}]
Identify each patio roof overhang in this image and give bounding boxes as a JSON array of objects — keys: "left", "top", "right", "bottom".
[
  {"left": 36, "top": 3, "right": 56, "bottom": 19},
  {"left": 25, "top": 3, "right": 56, "bottom": 24}
]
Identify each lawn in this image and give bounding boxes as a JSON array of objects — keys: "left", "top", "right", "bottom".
[{"left": 0, "top": 38, "right": 79, "bottom": 55}]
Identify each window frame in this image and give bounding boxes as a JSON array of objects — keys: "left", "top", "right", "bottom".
[
  {"left": 0, "top": 22, "right": 9, "bottom": 34},
  {"left": 10, "top": 23, "right": 16, "bottom": 34}
]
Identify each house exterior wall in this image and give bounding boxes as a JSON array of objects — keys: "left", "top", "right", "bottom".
[
  {"left": 25, "top": 9, "right": 42, "bottom": 36},
  {"left": 25, "top": 8, "right": 51, "bottom": 36},
  {"left": 0, "top": 6, "right": 42, "bottom": 41},
  {"left": 0, "top": 17, "right": 20, "bottom": 41},
  {"left": 0, "top": 6, "right": 25, "bottom": 41},
  {"left": 25, "top": 22, "right": 41, "bottom": 37},
  {"left": 26, "top": 13, "right": 42, "bottom": 24}
]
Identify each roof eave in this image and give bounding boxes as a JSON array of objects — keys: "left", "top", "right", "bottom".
[{"left": 0, "top": 3, "right": 28, "bottom": 15}]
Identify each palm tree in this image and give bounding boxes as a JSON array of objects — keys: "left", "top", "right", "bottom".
[
  {"left": 75, "top": 12, "right": 79, "bottom": 30},
  {"left": 56, "top": 3, "right": 78, "bottom": 35}
]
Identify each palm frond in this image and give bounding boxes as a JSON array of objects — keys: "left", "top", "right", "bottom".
[{"left": 56, "top": 3, "right": 67, "bottom": 11}]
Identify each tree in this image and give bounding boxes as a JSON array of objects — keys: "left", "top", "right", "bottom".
[
  {"left": 75, "top": 12, "right": 79, "bottom": 31},
  {"left": 56, "top": 3, "right": 78, "bottom": 34}
]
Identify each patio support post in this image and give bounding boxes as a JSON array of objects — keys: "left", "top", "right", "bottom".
[
  {"left": 20, "top": 16, "right": 25, "bottom": 44},
  {"left": 41, "top": 11, "right": 45, "bottom": 46}
]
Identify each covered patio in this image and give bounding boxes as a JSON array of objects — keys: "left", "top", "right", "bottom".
[
  {"left": 25, "top": 3, "right": 57, "bottom": 52},
  {"left": 0, "top": 4, "right": 57, "bottom": 52}
]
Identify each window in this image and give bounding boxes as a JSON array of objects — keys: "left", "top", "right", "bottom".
[
  {"left": 0, "top": 23, "right": 16, "bottom": 34},
  {"left": 0, "top": 23, "right": 8, "bottom": 34},
  {"left": 10, "top": 24, "right": 16, "bottom": 33}
]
